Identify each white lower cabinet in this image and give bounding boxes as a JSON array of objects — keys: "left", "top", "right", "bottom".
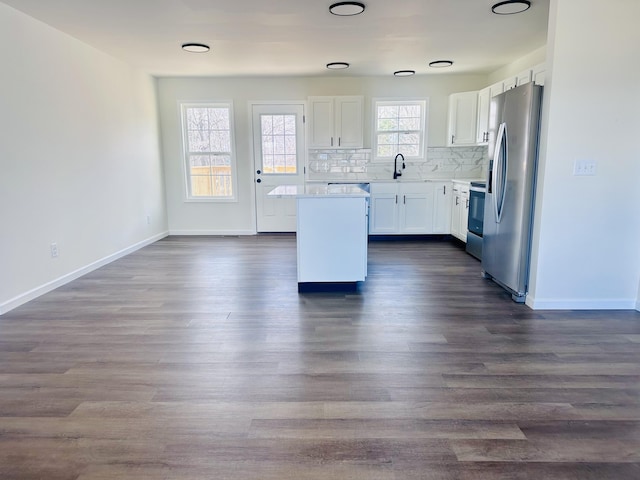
[
  {"left": 432, "top": 181, "right": 452, "bottom": 233},
  {"left": 450, "top": 182, "right": 470, "bottom": 242},
  {"left": 369, "top": 182, "right": 451, "bottom": 235}
]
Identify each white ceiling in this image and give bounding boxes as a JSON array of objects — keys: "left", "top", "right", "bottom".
[{"left": 1, "top": 0, "right": 550, "bottom": 77}]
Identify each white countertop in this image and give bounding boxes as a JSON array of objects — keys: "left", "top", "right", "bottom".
[
  {"left": 306, "top": 178, "right": 485, "bottom": 185},
  {"left": 268, "top": 184, "right": 370, "bottom": 198}
]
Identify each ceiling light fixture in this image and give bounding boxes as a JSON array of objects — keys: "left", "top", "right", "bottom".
[
  {"left": 326, "top": 62, "right": 350, "bottom": 69},
  {"left": 429, "top": 60, "right": 454, "bottom": 68},
  {"left": 491, "top": 0, "right": 531, "bottom": 15},
  {"left": 181, "top": 43, "right": 210, "bottom": 53},
  {"left": 394, "top": 70, "right": 415, "bottom": 77},
  {"left": 329, "top": 2, "right": 366, "bottom": 16}
]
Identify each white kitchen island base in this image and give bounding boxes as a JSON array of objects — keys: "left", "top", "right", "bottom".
[{"left": 268, "top": 185, "right": 369, "bottom": 290}]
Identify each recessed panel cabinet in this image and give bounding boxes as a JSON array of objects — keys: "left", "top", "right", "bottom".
[
  {"left": 369, "top": 182, "right": 451, "bottom": 235},
  {"left": 447, "top": 91, "right": 478, "bottom": 146},
  {"left": 476, "top": 87, "right": 491, "bottom": 144},
  {"left": 308, "top": 96, "right": 364, "bottom": 148},
  {"left": 451, "top": 182, "right": 470, "bottom": 242}
]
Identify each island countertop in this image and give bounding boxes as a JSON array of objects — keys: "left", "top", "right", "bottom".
[{"left": 268, "top": 184, "right": 370, "bottom": 198}]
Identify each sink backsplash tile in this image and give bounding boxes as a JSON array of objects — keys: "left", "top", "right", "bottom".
[{"left": 307, "top": 146, "right": 488, "bottom": 181}]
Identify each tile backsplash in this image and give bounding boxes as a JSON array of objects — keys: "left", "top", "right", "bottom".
[{"left": 307, "top": 146, "right": 488, "bottom": 181}]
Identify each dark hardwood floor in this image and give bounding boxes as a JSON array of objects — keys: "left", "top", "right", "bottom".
[{"left": 1, "top": 235, "right": 639, "bottom": 479}]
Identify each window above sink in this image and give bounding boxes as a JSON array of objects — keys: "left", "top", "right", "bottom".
[{"left": 372, "top": 98, "right": 428, "bottom": 162}]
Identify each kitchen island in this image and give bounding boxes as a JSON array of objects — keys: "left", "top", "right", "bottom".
[{"left": 268, "top": 184, "right": 370, "bottom": 291}]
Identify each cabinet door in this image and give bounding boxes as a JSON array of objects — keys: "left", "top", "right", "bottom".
[
  {"left": 516, "top": 69, "right": 533, "bottom": 86},
  {"left": 458, "top": 191, "right": 469, "bottom": 242},
  {"left": 399, "top": 183, "right": 433, "bottom": 234},
  {"left": 490, "top": 81, "right": 504, "bottom": 98},
  {"left": 432, "top": 182, "right": 452, "bottom": 233},
  {"left": 335, "top": 96, "right": 363, "bottom": 148},
  {"left": 369, "top": 184, "right": 399, "bottom": 234},
  {"left": 451, "top": 191, "right": 462, "bottom": 239},
  {"left": 308, "top": 97, "right": 334, "bottom": 148},
  {"left": 448, "top": 91, "right": 478, "bottom": 146},
  {"left": 532, "top": 63, "right": 546, "bottom": 86},
  {"left": 503, "top": 76, "right": 517, "bottom": 91},
  {"left": 476, "top": 87, "right": 491, "bottom": 144}
]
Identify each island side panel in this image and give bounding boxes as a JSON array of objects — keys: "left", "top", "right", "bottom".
[{"left": 296, "top": 196, "right": 368, "bottom": 283}]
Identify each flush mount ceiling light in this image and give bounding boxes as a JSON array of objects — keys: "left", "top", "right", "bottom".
[
  {"left": 429, "top": 60, "right": 454, "bottom": 68},
  {"left": 329, "top": 2, "right": 366, "bottom": 16},
  {"left": 394, "top": 70, "right": 415, "bottom": 77},
  {"left": 181, "top": 43, "right": 210, "bottom": 53},
  {"left": 326, "top": 62, "right": 350, "bottom": 69},
  {"left": 491, "top": 0, "right": 531, "bottom": 15}
]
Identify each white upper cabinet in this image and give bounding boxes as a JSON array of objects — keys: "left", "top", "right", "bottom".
[
  {"left": 503, "top": 76, "right": 518, "bottom": 91},
  {"left": 490, "top": 81, "right": 505, "bottom": 98},
  {"left": 447, "top": 91, "right": 478, "bottom": 147},
  {"left": 308, "top": 96, "right": 363, "bottom": 149},
  {"left": 516, "top": 69, "right": 533, "bottom": 86},
  {"left": 476, "top": 86, "right": 491, "bottom": 144},
  {"left": 532, "top": 63, "right": 546, "bottom": 86}
]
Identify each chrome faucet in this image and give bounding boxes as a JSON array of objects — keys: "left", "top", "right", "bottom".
[{"left": 393, "top": 153, "right": 405, "bottom": 179}]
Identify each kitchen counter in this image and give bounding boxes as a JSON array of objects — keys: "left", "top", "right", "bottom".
[
  {"left": 269, "top": 184, "right": 369, "bottom": 289},
  {"left": 268, "top": 184, "right": 370, "bottom": 198}
]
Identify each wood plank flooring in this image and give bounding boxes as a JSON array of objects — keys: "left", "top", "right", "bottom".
[{"left": 1, "top": 235, "right": 639, "bottom": 479}]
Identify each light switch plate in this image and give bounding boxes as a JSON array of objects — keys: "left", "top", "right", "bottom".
[{"left": 573, "top": 160, "right": 597, "bottom": 176}]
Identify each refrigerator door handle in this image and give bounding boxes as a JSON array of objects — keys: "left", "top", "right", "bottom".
[{"left": 493, "top": 122, "right": 508, "bottom": 223}]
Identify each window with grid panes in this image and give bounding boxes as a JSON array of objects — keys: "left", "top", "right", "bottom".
[
  {"left": 181, "top": 103, "right": 237, "bottom": 200},
  {"left": 373, "top": 99, "right": 428, "bottom": 160}
]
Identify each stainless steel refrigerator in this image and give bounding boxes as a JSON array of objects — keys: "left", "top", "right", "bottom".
[{"left": 482, "top": 82, "right": 543, "bottom": 303}]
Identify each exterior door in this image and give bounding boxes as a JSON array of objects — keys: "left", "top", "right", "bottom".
[{"left": 252, "top": 104, "right": 305, "bottom": 232}]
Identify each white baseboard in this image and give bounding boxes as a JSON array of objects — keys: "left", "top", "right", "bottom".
[
  {"left": 526, "top": 294, "right": 637, "bottom": 310},
  {"left": 636, "top": 299, "right": 640, "bottom": 312},
  {"left": 169, "top": 229, "right": 256, "bottom": 236},
  {"left": 0, "top": 231, "right": 169, "bottom": 315}
]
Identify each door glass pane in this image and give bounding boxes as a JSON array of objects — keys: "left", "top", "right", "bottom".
[{"left": 260, "top": 114, "right": 297, "bottom": 174}]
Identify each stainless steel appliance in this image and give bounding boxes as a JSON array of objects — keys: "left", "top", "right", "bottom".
[
  {"left": 466, "top": 181, "right": 485, "bottom": 260},
  {"left": 482, "top": 83, "right": 543, "bottom": 303}
]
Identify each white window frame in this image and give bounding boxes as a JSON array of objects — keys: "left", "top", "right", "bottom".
[
  {"left": 180, "top": 101, "right": 238, "bottom": 202},
  {"left": 372, "top": 98, "right": 429, "bottom": 162}
]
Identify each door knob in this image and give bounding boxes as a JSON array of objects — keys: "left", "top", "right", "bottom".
[
  {"left": 256, "top": 178, "right": 262, "bottom": 183},
  {"left": 256, "top": 169, "right": 261, "bottom": 175}
]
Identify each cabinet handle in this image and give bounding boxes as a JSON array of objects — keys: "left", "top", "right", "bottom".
[
  {"left": 443, "top": 185, "right": 446, "bottom": 195},
  {"left": 403, "top": 195, "right": 406, "bottom": 204},
  {"left": 451, "top": 135, "right": 455, "bottom": 144},
  {"left": 338, "top": 137, "right": 341, "bottom": 147},
  {"left": 466, "top": 199, "right": 469, "bottom": 208},
  {"left": 455, "top": 196, "right": 459, "bottom": 206},
  {"left": 395, "top": 195, "right": 398, "bottom": 204}
]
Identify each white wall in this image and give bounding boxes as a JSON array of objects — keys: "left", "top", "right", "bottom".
[
  {"left": 488, "top": 46, "right": 546, "bottom": 84},
  {"left": 157, "top": 74, "right": 487, "bottom": 234},
  {"left": 528, "top": 0, "right": 640, "bottom": 309},
  {"left": 0, "top": 4, "right": 167, "bottom": 314}
]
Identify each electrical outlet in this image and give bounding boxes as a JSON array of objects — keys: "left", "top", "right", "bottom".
[
  {"left": 573, "top": 160, "right": 597, "bottom": 176},
  {"left": 50, "top": 242, "right": 59, "bottom": 258}
]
